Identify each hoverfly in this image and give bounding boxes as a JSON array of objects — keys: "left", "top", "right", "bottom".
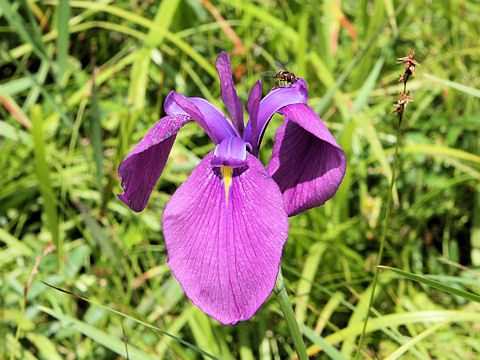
[{"left": 260, "top": 61, "right": 297, "bottom": 87}]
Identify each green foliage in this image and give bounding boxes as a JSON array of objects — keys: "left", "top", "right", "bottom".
[{"left": 1, "top": 0, "right": 480, "bottom": 359}]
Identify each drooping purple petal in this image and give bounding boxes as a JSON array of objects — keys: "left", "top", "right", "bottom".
[
  {"left": 246, "top": 79, "right": 262, "bottom": 155},
  {"left": 167, "top": 92, "right": 239, "bottom": 144},
  {"left": 267, "top": 103, "right": 346, "bottom": 217},
  {"left": 118, "top": 114, "right": 191, "bottom": 212},
  {"left": 212, "top": 136, "right": 248, "bottom": 168},
  {"left": 244, "top": 78, "right": 309, "bottom": 151},
  {"left": 163, "top": 151, "right": 289, "bottom": 325},
  {"left": 216, "top": 51, "right": 244, "bottom": 135}
]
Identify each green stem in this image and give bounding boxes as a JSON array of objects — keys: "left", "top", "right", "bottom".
[
  {"left": 274, "top": 268, "right": 309, "bottom": 360},
  {"left": 354, "top": 117, "right": 403, "bottom": 359},
  {"left": 9, "top": 297, "right": 26, "bottom": 360}
]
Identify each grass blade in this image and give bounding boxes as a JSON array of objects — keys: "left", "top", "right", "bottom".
[
  {"left": 90, "top": 76, "right": 104, "bottom": 193},
  {"left": 40, "top": 282, "right": 219, "bottom": 359},
  {"left": 24, "top": 58, "right": 50, "bottom": 111},
  {"left": 390, "top": 144, "right": 480, "bottom": 165},
  {"left": 379, "top": 266, "right": 480, "bottom": 303},
  {"left": 31, "top": 105, "right": 61, "bottom": 269},
  {"left": 424, "top": 73, "right": 480, "bottom": 98},
  {"left": 314, "top": 0, "right": 408, "bottom": 115},
  {"left": 127, "top": 0, "right": 180, "bottom": 111},
  {"left": 383, "top": 311, "right": 463, "bottom": 360},
  {"left": 74, "top": 199, "right": 115, "bottom": 258},
  {"left": 68, "top": 1, "right": 217, "bottom": 78},
  {"left": 295, "top": 243, "right": 326, "bottom": 325},
  {"left": 39, "top": 306, "right": 157, "bottom": 360},
  {"left": 300, "top": 324, "right": 348, "bottom": 360},
  {"left": 0, "top": 0, "right": 49, "bottom": 63},
  {"left": 0, "top": 94, "right": 31, "bottom": 129},
  {"left": 25, "top": 333, "right": 63, "bottom": 360},
  {"left": 317, "top": 310, "right": 480, "bottom": 350},
  {"left": 4, "top": 50, "right": 73, "bottom": 128},
  {"left": 57, "top": 0, "right": 70, "bottom": 84}
]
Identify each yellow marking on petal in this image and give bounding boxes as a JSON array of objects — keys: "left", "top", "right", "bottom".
[{"left": 221, "top": 166, "right": 233, "bottom": 203}]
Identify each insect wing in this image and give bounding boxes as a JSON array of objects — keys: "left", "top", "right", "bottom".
[
  {"left": 274, "top": 60, "right": 287, "bottom": 70},
  {"left": 260, "top": 70, "right": 278, "bottom": 79}
]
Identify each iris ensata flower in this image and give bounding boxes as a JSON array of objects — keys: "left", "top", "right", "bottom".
[{"left": 118, "top": 51, "right": 346, "bottom": 324}]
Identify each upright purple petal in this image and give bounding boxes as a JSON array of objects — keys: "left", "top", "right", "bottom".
[
  {"left": 163, "top": 151, "right": 289, "bottom": 325},
  {"left": 244, "top": 78, "right": 309, "bottom": 152},
  {"left": 212, "top": 136, "right": 248, "bottom": 168},
  {"left": 216, "top": 51, "right": 244, "bottom": 135},
  {"left": 267, "top": 104, "right": 346, "bottom": 216},
  {"left": 168, "top": 92, "right": 239, "bottom": 144},
  {"left": 246, "top": 79, "right": 262, "bottom": 155},
  {"left": 118, "top": 114, "right": 191, "bottom": 212},
  {"left": 164, "top": 90, "right": 187, "bottom": 116}
]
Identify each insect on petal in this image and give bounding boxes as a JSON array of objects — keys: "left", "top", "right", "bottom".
[{"left": 244, "top": 78, "right": 309, "bottom": 152}]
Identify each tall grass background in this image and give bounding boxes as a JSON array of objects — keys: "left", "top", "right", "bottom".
[{"left": 1, "top": 0, "right": 480, "bottom": 359}]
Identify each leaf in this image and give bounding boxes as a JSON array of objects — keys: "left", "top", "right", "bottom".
[
  {"left": 314, "top": 1, "right": 407, "bottom": 115},
  {"left": 38, "top": 306, "right": 157, "bottom": 360},
  {"left": 127, "top": 0, "right": 181, "bottom": 111},
  {"left": 392, "top": 144, "right": 480, "bottom": 165},
  {"left": 383, "top": 311, "right": 462, "bottom": 360},
  {"left": 68, "top": 1, "right": 217, "bottom": 78},
  {"left": 5, "top": 50, "right": 73, "bottom": 128},
  {"left": 90, "top": 79, "right": 104, "bottom": 193},
  {"left": 40, "top": 282, "right": 219, "bottom": 359},
  {"left": 26, "top": 333, "right": 63, "bottom": 360},
  {"left": 300, "top": 324, "right": 348, "bottom": 360},
  {"left": 295, "top": 243, "right": 327, "bottom": 325},
  {"left": 0, "top": 228, "right": 32, "bottom": 256},
  {"left": 57, "top": 0, "right": 70, "bottom": 83},
  {"left": 0, "top": 0, "right": 49, "bottom": 63},
  {"left": 31, "top": 105, "right": 61, "bottom": 267},
  {"left": 424, "top": 73, "right": 480, "bottom": 99},
  {"left": 74, "top": 199, "right": 115, "bottom": 259},
  {"left": 64, "top": 244, "right": 91, "bottom": 278},
  {"left": 378, "top": 266, "right": 480, "bottom": 303}
]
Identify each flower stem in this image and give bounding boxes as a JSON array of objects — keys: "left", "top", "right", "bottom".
[
  {"left": 274, "top": 268, "right": 309, "bottom": 360},
  {"left": 354, "top": 115, "right": 403, "bottom": 359}
]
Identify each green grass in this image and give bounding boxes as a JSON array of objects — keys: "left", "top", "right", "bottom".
[{"left": 1, "top": 0, "right": 480, "bottom": 359}]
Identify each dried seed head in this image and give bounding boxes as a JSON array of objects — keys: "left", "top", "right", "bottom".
[
  {"left": 393, "top": 91, "right": 413, "bottom": 113},
  {"left": 398, "top": 91, "right": 413, "bottom": 105},
  {"left": 398, "top": 73, "right": 409, "bottom": 83},
  {"left": 397, "top": 50, "right": 420, "bottom": 77}
]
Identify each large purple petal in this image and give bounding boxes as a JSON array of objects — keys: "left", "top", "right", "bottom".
[
  {"left": 166, "top": 92, "right": 239, "bottom": 144},
  {"left": 267, "top": 104, "right": 346, "bottom": 216},
  {"left": 163, "top": 151, "right": 289, "bottom": 325},
  {"left": 216, "top": 51, "right": 244, "bottom": 135},
  {"left": 212, "top": 136, "right": 248, "bottom": 168},
  {"left": 244, "top": 78, "right": 309, "bottom": 151},
  {"left": 118, "top": 114, "right": 191, "bottom": 212}
]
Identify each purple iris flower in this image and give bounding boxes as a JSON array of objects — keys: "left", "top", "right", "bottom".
[{"left": 118, "top": 51, "right": 346, "bottom": 325}]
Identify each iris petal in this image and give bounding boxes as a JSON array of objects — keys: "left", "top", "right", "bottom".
[
  {"left": 244, "top": 78, "right": 309, "bottom": 151},
  {"left": 167, "top": 92, "right": 239, "bottom": 144},
  {"left": 246, "top": 79, "right": 262, "bottom": 155},
  {"left": 267, "top": 103, "right": 346, "bottom": 216},
  {"left": 118, "top": 114, "right": 191, "bottom": 212},
  {"left": 164, "top": 90, "right": 187, "bottom": 116},
  {"left": 212, "top": 136, "right": 248, "bottom": 168},
  {"left": 216, "top": 51, "right": 245, "bottom": 135},
  {"left": 163, "top": 151, "right": 289, "bottom": 325}
]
